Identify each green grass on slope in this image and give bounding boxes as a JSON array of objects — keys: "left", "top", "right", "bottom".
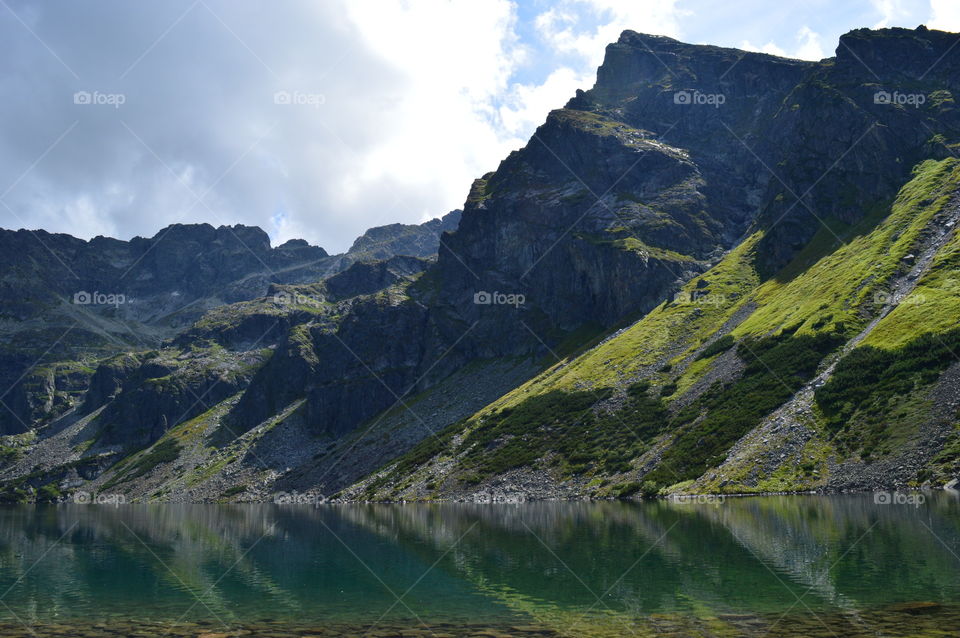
[
  {"left": 694, "top": 334, "right": 735, "bottom": 361},
  {"left": 735, "top": 158, "right": 960, "bottom": 339},
  {"left": 362, "top": 159, "right": 959, "bottom": 497},
  {"left": 481, "top": 232, "right": 762, "bottom": 410},
  {"left": 460, "top": 381, "right": 667, "bottom": 479},
  {"left": 816, "top": 328, "right": 960, "bottom": 457},
  {"left": 575, "top": 232, "right": 700, "bottom": 263},
  {"left": 859, "top": 194, "right": 960, "bottom": 348},
  {"left": 372, "top": 330, "right": 841, "bottom": 497},
  {"left": 101, "top": 438, "right": 183, "bottom": 491},
  {"left": 370, "top": 382, "right": 667, "bottom": 494},
  {"left": 808, "top": 158, "right": 960, "bottom": 458},
  {"left": 644, "top": 330, "right": 844, "bottom": 488},
  {"left": 651, "top": 159, "right": 960, "bottom": 482}
]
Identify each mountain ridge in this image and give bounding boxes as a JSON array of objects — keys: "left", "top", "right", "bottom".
[
  {"left": 1, "top": 26, "right": 959, "bottom": 503},
  {"left": 0, "top": 210, "right": 461, "bottom": 435}
]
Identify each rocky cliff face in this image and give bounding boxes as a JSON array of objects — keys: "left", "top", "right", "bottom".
[
  {"left": 580, "top": 27, "right": 960, "bottom": 274},
  {"left": 342, "top": 210, "right": 462, "bottom": 265},
  {"left": 0, "top": 214, "right": 458, "bottom": 434},
  {"left": 1, "top": 26, "right": 958, "bottom": 503}
]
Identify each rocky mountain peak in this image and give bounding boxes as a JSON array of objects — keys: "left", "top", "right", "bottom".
[{"left": 835, "top": 26, "right": 960, "bottom": 79}]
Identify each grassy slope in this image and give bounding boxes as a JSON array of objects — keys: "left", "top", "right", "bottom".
[
  {"left": 736, "top": 158, "right": 960, "bottom": 340},
  {"left": 487, "top": 232, "right": 763, "bottom": 403},
  {"left": 355, "top": 158, "right": 960, "bottom": 499},
  {"left": 860, "top": 212, "right": 960, "bottom": 349}
]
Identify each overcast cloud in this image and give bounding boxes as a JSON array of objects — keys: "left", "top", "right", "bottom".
[{"left": 0, "top": 0, "right": 956, "bottom": 252}]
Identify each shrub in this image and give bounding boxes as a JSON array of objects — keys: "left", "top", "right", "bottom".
[
  {"left": 458, "top": 382, "right": 668, "bottom": 481},
  {"left": 37, "top": 483, "right": 61, "bottom": 503},
  {"left": 639, "top": 480, "right": 661, "bottom": 498},
  {"left": 816, "top": 328, "right": 960, "bottom": 453},
  {"left": 647, "top": 331, "right": 843, "bottom": 485},
  {"left": 695, "top": 334, "right": 735, "bottom": 361},
  {"left": 610, "top": 481, "right": 641, "bottom": 498}
]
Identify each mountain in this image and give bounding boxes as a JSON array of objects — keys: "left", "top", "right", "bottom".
[
  {"left": 340, "top": 210, "right": 462, "bottom": 266},
  {"left": 0, "top": 213, "right": 457, "bottom": 436},
  {"left": 1, "top": 26, "right": 959, "bottom": 504}
]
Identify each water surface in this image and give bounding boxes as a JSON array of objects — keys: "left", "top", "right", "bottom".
[{"left": 0, "top": 493, "right": 958, "bottom": 636}]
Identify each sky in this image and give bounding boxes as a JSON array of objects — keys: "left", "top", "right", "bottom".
[{"left": 1, "top": 0, "right": 958, "bottom": 253}]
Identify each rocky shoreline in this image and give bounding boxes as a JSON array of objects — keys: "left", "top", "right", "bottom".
[
  {"left": 332, "top": 483, "right": 955, "bottom": 505},
  {"left": 4, "top": 601, "right": 955, "bottom": 637}
]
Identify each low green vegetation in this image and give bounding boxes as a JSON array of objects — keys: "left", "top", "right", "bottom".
[
  {"left": 361, "top": 158, "right": 960, "bottom": 499},
  {"left": 575, "top": 232, "right": 699, "bottom": 263},
  {"left": 0, "top": 483, "right": 30, "bottom": 504},
  {"left": 381, "top": 420, "right": 462, "bottom": 483},
  {"left": 736, "top": 158, "right": 960, "bottom": 339},
  {"left": 103, "top": 438, "right": 183, "bottom": 490},
  {"left": 36, "top": 483, "right": 61, "bottom": 503},
  {"left": 476, "top": 232, "right": 762, "bottom": 410},
  {"left": 646, "top": 330, "right": 844, "bottom": 487},
  {"left": 817, "top": 328, "right": 960, "bottom": 456},
  {"left": 459, "top": 381, "right": 666, "bottom": 479},
  {"left": 0, "top": 445, "right": 21, "bottom": 465},
  {"left": 932, "top": 425, "right": 960, "bottom": 478},
  {"left": 374, "top": 382, "right": 668, "bottom": 494},
  {"left": 695, "top": 335, "right": 735, "bottom": 361},
  {"left": 550, "top": 108, "right": 648, "bottom": 144}
]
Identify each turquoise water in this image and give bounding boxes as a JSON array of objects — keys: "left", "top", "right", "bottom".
[{"left": 0, "top": 493, "right": 958, "bottom": 636}]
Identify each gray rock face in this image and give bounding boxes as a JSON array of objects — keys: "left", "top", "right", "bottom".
[
  {"left": 93, "top": 350, "right": 265, "bottom": 449},
  {"left": 325, "top": 255, "right": 431, "bottom": 300},
  {"left": 581, "top": 28, "right": 960, "bottom": 275},
  {"left": 0, "top": 214, "right": 459, "bottom": 434},
  {"left": 437, "top": 108, "right": 713, "bottom": 347},
  {"left": 81, "top": 353, "right": 143, "bottom": 414},
  {"left": 215, "top": 83, "right": 744, "bottom": 445},
  {"left": 344, "top": 210, "right": 462, "bottom": 264}
]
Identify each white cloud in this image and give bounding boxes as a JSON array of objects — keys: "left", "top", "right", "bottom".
[
  {"left": 338, "top": 0, "right": 527, "bottom": 224},
  {"left": 793, "top": 26, "right": 827, "bottom": 60},
  {"left": 740, "top": 25, "right": 827, "bottom": 60},
  {"left": 871, "top": 0, "right": 908, "bottom": 28},
  {"left": 739, "top": 40, "right": 788, "bottom": 57},
  {"left": 929, "top": 0, "right": 960, "bottom": 31},
  {"left": 0, "top": 0, "right": 534, "bottom": 251},
  {"left": 499, "top": 67, "right": 583, "bottom": 136},
  {"left": 0, "top": 0, "right": 701, "bottom": 251},
  {"left": 498, "top": 0, "right": 687, "bottom": 142},
  {"left": 536, "top": 0, "right": 685, "bottom": 68}
]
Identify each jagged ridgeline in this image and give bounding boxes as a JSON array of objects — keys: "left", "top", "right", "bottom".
[{"left": 2, "top": 26, "right": 959, "bottom": 503}]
